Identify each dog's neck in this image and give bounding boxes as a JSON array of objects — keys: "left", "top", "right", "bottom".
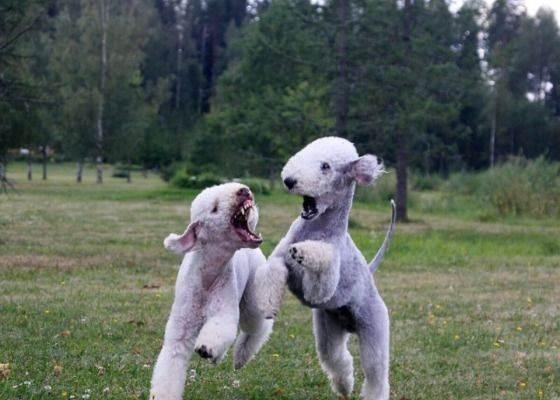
[
  {"left": 307, "top": 187, "right": 354, "bottom": 236},
  {"left": 191, "top": 245, "right": 237, "bottom": 289}
]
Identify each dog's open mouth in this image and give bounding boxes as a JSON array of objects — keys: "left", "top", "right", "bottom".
[
  {"left": 301, "top": 196, "right": 318, "bottom": 220},
  {"left": 231, "top": 199, "right": 263, "bottom": 246}
]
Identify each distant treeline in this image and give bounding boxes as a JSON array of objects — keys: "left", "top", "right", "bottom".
[{"left": 1, "top": 0, "right": 559, "bottom": 186}]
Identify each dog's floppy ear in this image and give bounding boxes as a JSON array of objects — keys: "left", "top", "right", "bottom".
[
  {"left": 163, "top": 221, "right": 201, "bottom": 254},
  {"left": 346, "top": 155, "right": 384, "bottom": 186}
]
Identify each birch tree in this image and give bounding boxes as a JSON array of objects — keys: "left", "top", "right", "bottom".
[{"left": 96, "top": 0, "right": 109, "bottom": 183}]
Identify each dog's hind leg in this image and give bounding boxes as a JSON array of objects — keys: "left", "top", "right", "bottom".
[
  {"left": 313, "top": 309, "right": 354, "bottom": 399},
  {"left": 356, "top": 299, "right": 390, "bottom": 400},
  {"left": 233, "top": 317, "right": 273, "bottom": 369}
]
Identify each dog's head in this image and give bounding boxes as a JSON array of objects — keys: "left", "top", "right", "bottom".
[
  {"left": 164, "top": 182, "right": 262, "bottom": 254},
  {"left": 281, "top": 137, "right": 384, "bottom": 220}
]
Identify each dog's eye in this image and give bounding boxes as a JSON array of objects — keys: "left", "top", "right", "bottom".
[
  {"left": 211, "top": 204, "right": 218, "bottom": 213},
  {"left": 321, "top": 162, "right": 330, "bottom": 171}
]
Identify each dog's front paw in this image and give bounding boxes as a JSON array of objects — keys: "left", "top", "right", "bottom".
[
  {"left": 195, "top": 344, "right": 214, "bottom": 359},
  {"left": 288, "top": 245, "right": 305, "bottom": 266},
  {"left": 286, "top": 241, "right": 334, "bottom": 273},
  {"left": 194, "top": 344, "right": 226, "bottom": 364}
]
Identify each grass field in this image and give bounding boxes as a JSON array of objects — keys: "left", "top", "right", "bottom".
[{"left": 1, "top": 162, "right": 559, "bottom": 400}]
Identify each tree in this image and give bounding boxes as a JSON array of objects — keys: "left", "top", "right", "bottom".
[
  {"left": 49, "top": 0, "right": 166, "bottom": 182},
  {"left": 486, "top": 0, "right": 524, "bottom": 166},
  {"left": 0, "top": 0, "right": 47, "bottom": 186},
  {"left": 199, "top": 0, "right": 332, "bottom": 177}
]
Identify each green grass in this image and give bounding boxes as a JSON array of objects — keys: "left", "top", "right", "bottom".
[{"left": 1, "top": 162, "right": 559, "bottom": 399}]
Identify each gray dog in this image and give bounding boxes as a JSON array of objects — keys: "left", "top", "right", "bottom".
[{"left": 256, "top": 137, "right": 395, "bottom": 400}]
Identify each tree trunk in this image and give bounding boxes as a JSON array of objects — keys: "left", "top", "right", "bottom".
[
  {"left": 27, "top": 154, "right": 32, "bottom": 181},
  {"left": 175, "top": 28, "right": 183, "bottom": 112},
  {"left": 396, "top": 135, "right": 409, "bottom": 223},
  {"left": 76, "top": 160, "right": 84, "bottom": 183},
  {"left": 0, "top": 162, "right": 6, "bottom": 194},
  {"left": 490, "top": 95, "right": 496, "bottom": 168},
  {"left": 42, "top": 145, "right": 47, "bottom": 180},
  {"left": 126, "top": 158, "right": 131, "bottom": 183},
  {"left": 175, "top": 23, "right": 185, "bottom": 157},
  {"left": 96, "top": 0, "right": 109, "bottom": 184},
  {"left": 334, "top": 0, "right": 350, "bottom": 137}
]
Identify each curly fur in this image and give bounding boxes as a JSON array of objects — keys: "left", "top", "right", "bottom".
[
  {"left": 255, "top": 137, "right": 394, "bottom": 400},
  {"left": 150, "top": 183, "right": 272, "bottom": 400}
]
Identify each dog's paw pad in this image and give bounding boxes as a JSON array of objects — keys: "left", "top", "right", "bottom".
[
  {"left": 196, "top": 345, "right": 213, "bottom": 359},
  {"left": 288, "top": 245, "right": 305, "bottom": 265}
]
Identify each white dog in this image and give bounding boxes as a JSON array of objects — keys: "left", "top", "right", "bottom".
[
  {"left": 150, "top": 183, "right": 273, "bottom": 400},
  {"left": 256, "top": 137, "right": 395, "bottom": 400}
]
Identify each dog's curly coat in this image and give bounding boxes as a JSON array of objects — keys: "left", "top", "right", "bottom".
[
  {"left": 150, "top": 183, "right": 272, "bottom": 400},
  {"left": 256, "top": 137, "right": 395, "bottom": 400}
]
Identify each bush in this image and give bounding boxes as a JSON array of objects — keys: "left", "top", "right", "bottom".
[
  {"left": 170, "top": 170, "right": 223, "bottom": 189},
  {"left": 476, "top": 157, "right": 560, "bottom": 217},
  {"left": 112, "top": 168, "right": 130, "bottom": 179},
  {"left": 443, "top": 171, "right": 481, "bottom": 195},
  {"left": 236, "top": 178, "right": 272, "bottom": 195},
  {"left": 411, "top": 173, "right": 442, "bottom": 191},
  {"left": 160, "top": 162, "right": 183, "bottom": 182}
]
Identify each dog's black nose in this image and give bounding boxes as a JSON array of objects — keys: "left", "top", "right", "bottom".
[
  {"left": 283, "top": 177, "right": 297, "bottom": 190},
  {"left": 237, "top": 187, "right": 251, "bottom": 198}
]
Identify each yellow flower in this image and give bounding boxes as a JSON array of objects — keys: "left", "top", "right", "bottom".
[
  {"left": 516, "top": 326, "right": 522, "bottom": 332},
  {"left": 454, "top": 335, "right": 460, "bottom": 340}
]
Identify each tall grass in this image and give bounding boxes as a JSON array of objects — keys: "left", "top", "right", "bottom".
[
  {"left": 445, "top": 157, "right": 560, "bottom": 218},
  {"left": 479, "top": 157, "right": 560, "bottom": 217}
]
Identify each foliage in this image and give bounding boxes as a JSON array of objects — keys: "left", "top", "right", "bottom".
[
  {"left": 170, "top": 169, "right": 224, "bottom": 189},
  {"left": 444, "top": 157, "right": 560, "bottom": 217},
  {"left": 477, "top": 157, "right": 560, "bottom": 217},
  {"left": 236, "top": 178, "right": 272, "bottom": 195},
  {"left": 411, "top": 174, "right": 443, "bottom": 192}
]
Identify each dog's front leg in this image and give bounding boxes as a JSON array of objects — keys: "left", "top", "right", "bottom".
[
  {"left": 150, "top": 311, "right": 200, "bottom": 400},
  {"left": 195, "top": 299, "right": 239, "bottom": 364},
  {"left": 255, "top": 237, "right": 291, "bottom": 319},
  {"left": 286, "top": 240, "right": 340, "bottom": 304}
]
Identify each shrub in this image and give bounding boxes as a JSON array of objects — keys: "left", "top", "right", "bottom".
[
  {"left": 160, "top": 162, "right": 183, "bottom": 182},
  {"left": 476, "top": 156, "right": 560, "bottom": 217},
  {"left": 112, "top": 168, "right": 130, "bottom": 179},
  {"left": 411, "top": 173, "right": 442, "bottom": 191},
  {"left": 170, "top": 170, "right": 223, "bottom": 189},
  {"left": 236, "top": 178, "right": 272, "bottom": 195},
  {"left": 443, "top": 171, "right": 480, "bottom": 195}
]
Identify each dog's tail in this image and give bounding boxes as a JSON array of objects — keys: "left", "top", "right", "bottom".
[{"left": 368, "top": 200, "right": 396, "bottom": 273}]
